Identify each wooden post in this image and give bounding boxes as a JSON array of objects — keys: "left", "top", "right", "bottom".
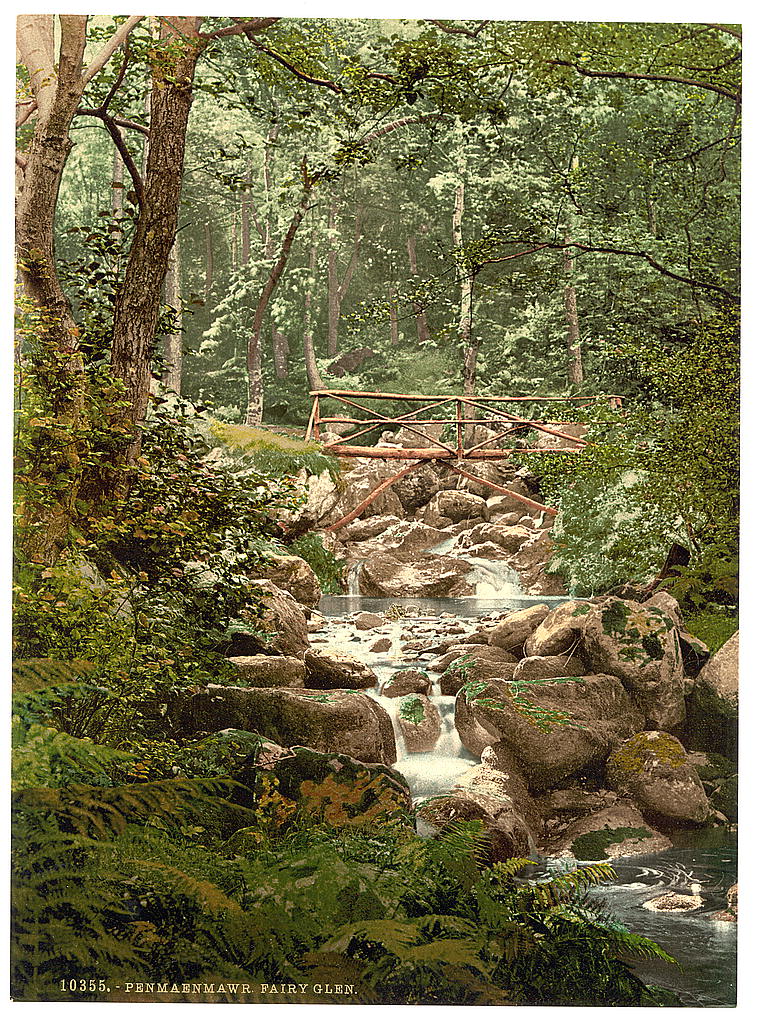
[
  {"left": 313, "top": 395, "right": 321, "bottom": 441},
  {"left": 304, "top": 395, "right": 319, "bottom": 441},
  {"left": 456, "top": 400, "right": 464, "bottom": 457}
]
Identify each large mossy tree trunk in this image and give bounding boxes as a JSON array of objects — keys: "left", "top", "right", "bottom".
[{"left": 15, "top": 15, "right": 89, "bottom": 564}]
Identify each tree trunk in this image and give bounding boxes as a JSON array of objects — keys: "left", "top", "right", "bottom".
[
  {"left": 241, "top": 167, "right": 252, "bottom": 264},
  {"left": 303, "top": 243, "right": 325, "bottom": 392},
  {"left": 389, "top": 286, "right": 400, "bottom": 346},
  {"left": 15, "top": 14, "right": 89, "bottom": 563},
  {"left": 246, "top": 168, "right": 316, "bottom": 425},
  {"left": 163, "top": 238, "right": 182, "bottom": 393},
  {"left": 204, "top": 219, "right": 214, "bottom": 301},
  {"left": 407, "top": 230, "right": 432, "bottom": 344},
  {"left": 563, "top": 234, "right": 584, "bottom": 386},
  {"left": 272, "top": 327, "right": 289, "bottom": 379},
  {"left": 452, "top": 178, "right": 477, "bottom": 396},
  {"left": 110, "top": 17, "right": 203, "bottom": 433},
  {"left": 327, "top": 197, "right": 364, "bottom": 357}
]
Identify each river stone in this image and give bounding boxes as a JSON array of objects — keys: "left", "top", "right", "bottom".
[
  {"left": 354, "top": 612, "right": 385, "bottom": 630},
  {"left": 340, "top": 514, "right": 403, "bottom": 542},
  {"left": 422, "top": 489, "right": 489, "bottom": 525},
  {"left": 228, "top": 655, "right": 305, "bottom": 689},
  {"left": 169, "top": 684, "right": 396, "bottom": 765},
  {"left": 549, "top": 802, "right": 672, "bottom": 860},
  {"left": 430, "top": 643, "right": 517, "bottom": 675},
  {"left": 305, "top": 648, "right": 378, "bottom": 689},
  {"left": 332, "top": 462, "right": 406, "bottom": 521},
  {"left": 606, "top": 731, "right": 711, "bottom": 825},
  {"left": 473, "top": 744, "right": 542, "bottom": 833},
  {"left": 391, "top": 462, "right": 441, "bottom": 511},
  {"left": 438, "top": 650, "right": 519, "bottom": 696},
  {"left": 454, "top": 522, "right": 532, "bottom": 555},
  {"left": 489, "top": 509, "right": 523, "bottom": 527},
  {"left": 358, "top": 551, "right": 475, "bottom": 598},
  {"left": 454, "top": 460, "right": 517, "bottom": 499},
  {"left": 380, "top": 669, "right": 431, "bottom": 698},
  {"left": 376, "top": 520, "right": 447, "bottom": 555},
  {"left": 369, "top": 637, "right": 393, "bottom": 654},
  {"left": 419, "top": 790, "right": 534, "bottom": 863},
  {"left": 582, "top": 598, "right": 687, "bottom": 730},
  {"left": 486, "top": 604, "right": 551, "bottom": 654},
  {"left": 466, "top": 674, "right": 644, "bottom": 792},
  {"left": 395, "top": 693, "right": 441, "bottom": 753},
  {"left": 479, "top": 481, "right": 534, "bottom": 515},
  {"left": 255, "top": 553, "right": 322, "bottom": 608},
  {"left": 454, "top": 688, "right": 500, "bottom": 757},
  {"left": 686, "top": 631, "right": 738, "bottom": 759},
  {"left": 254, "top": 746, "right": 413, "bottom": 827},
  {"left": 241, "top": 580, "right": 309, "bottom": 658},
  {"left": 524, "top": 600, "right": 594, "bottom": 657},
  {"left": 512, "top": 654, "right": 586, "bottom": 681}
]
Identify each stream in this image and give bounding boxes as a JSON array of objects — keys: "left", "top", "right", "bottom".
[{"left": 315, "top": 591, "right": 738, "bottom": 1008}]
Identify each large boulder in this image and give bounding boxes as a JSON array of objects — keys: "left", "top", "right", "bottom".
[
  {"left": 486, "top": 604, "right": 551, "bottom": 655},
  {"left": 169, "top": 684, "right": 397, "bottom": 765},
  {"left": 289, "top": 469, "right": 340, "bottom": 530},
  {"left": 511, "top": 531, "right": 566, "bottom": 596},
  {"left": 512, "top": 654, "right": 586, "bottom": 681},
  {"left": 464, "top": 674, "right": 644, "bottom": 791},
  {"left": 375, "top": 520, "right": 448, "bottom": 555},
  {"left": 395, "top": 693, "right": 441, "bottom": 753},
  {"left": 358, "top": 551, "right": 475, "bottom": 598},
  {"left": 606, "top": 731, "right": 711, "bottom": 826},
  {"left": 421, "top": 489, "right": 488, "bottom": 526},
  {"left": 258, "top": 746, "right": 412, "bottom": 827},
  {"left": 340, "top": 514, "right": 402, "bottom": 542},
  {"left": 686, "top": 632, "right": 738, "bottom": 759},
  {"left": 454, "top": 522, "right": 532, "bottom": 555},
  {"left": 454, "top": 688, "right": 500, "bottom": 757},
  {"left": 256, "top": 553, "right": 322, "bottom": 608},
  {"left": 380, "top": 669, "right": 431, "bottom": 698},
  {"left": 454, "top": 460, "right": 518, "bottom": 499},
  {"left": 525, "top": 600, "right": 594, "bottom": 657},
  {"left": 419, "top": 789, "right": 534, "bottom": 863},
  {"left": 332, "top": 462, "right": 406, "bottom": 521},
  {"left": 304, "top": 648, "right": 378, "bottom": 690},
  {"left": 582, "top": 598, "right": 688, "bottom": 730},
  {"left": 241, "top": 580, "right": 309, "bottom": 658},
  {"left": 438, "top": 649, "right": 518, "bottom": 696},
  {"left": 228, "top": 655, "right": 305, "bottom": 689},
  {"left": 391, "top": 462, "right": 442, "bottom": 511},
  {"left": 549, "top": 802, "right": 672, "bottom": 860}
]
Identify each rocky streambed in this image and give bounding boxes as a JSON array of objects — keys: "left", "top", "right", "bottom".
[{"left": 169, "top": 448, "right": 738, "bottom": 1005}]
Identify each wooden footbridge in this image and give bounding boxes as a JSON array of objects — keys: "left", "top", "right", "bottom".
[{"left": 304, "top": 389, "right": 623, "bottom": 530}]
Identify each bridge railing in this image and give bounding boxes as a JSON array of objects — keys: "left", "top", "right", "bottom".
[{"left": 305, "top": 388, "right": 623, "bottom": 460}]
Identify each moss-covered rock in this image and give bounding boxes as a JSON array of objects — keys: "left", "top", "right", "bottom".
[
  {"left": 380, "top": 668, "right": 431, "bottom": 698},
  {"left": 550, "top": 802, "right": 672, "bottom": 860},
  {"left": 395, "top": 693, "right": 441, "bottom": 753},
  {"left": 685, "top": 632, "right": 738, "bottom": 759},
  {"left": 606, "top": 731, "right": 711, "bottom": 825},
  {"left": 462, "top": 674, "right": 644, "bottom": 792},
  {"left": 524, "top": 600, "right": 594, "bottom": 657},
  {"left": 169, "top": 684, "right": 397, "bottom": 765},
  {"left": 582, "top": 598, "right": 687, "bottom": 730}
]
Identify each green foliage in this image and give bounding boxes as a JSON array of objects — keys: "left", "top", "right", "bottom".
[
  {"left": 208, "top": 420, "right": 339, "bottom": 480},
  {"left": 398, "top": 695, "right": 425, "bottom": 725},
  {"left": 287, "top": 532, "right": 345, "bottom": 594},
  {"left": 529, "top": 309, "right": 739, "bottom": 602},
  {"left": 683, "top": 609, "right": 738, "bottom": 655}
]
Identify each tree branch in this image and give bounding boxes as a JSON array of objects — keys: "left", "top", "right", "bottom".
[
  {"left": 428, "top": 19, "right": 490, "bottom": 38},
  {"left": 202, "top": 16, "right": 281, "bottom": 40},
  {"left": 549, "top": 59, "right": 740, "bottom": 103}
]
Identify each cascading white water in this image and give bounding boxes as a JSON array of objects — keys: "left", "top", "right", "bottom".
[{"left": 464, "top": 556, "right": 525, "bottom": 599}]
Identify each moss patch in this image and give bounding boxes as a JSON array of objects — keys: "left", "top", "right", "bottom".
[
  {"left": 609, "top": 732, "right": 687, "bottom": 774},
  {"left": 399, "top": 695, "right": 425, "bottom": 725},
  {"left": 571, "top": 826, "right": 653, "bottom": 861}
]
